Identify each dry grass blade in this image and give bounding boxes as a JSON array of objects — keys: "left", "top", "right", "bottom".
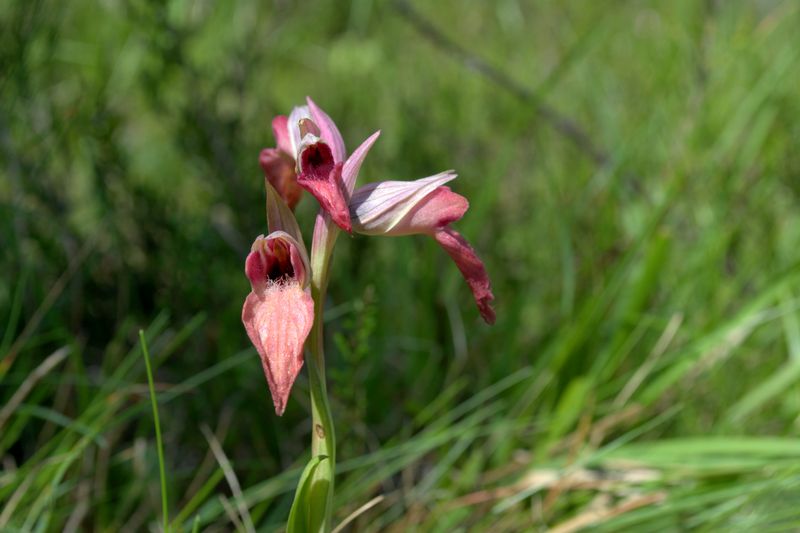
[
  {"left": 218, "top": 494, "right": 246, "bottom": 532},
  {"left": 0, "top": 240, "right": 92, "bottom": 376},
  {"left": 548, "top": 492, "right": 667, "bottom": 533},
  {"left": 448, "top": 466, "right": 661, "bottom": 510},
  {"left": 0, "top": 346, "right": 70, "bottom": 430},
  {"left": 331, "top": 495, "right": 385, "bottom": 533},
  {"left": 201, "top": 425, "right": 255, "bottom": 533},
  {"left": 615, "top": 313, "right": 683, "bottom": 407},
  {"left": 0, "top": 466, "right": 36, "bottom": 527}
]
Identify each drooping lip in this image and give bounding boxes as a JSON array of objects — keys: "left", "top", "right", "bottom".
[
  {"left": 297, "top": 141, "right": 352, "bottom": 232},
  {"left": 242, "top": 280, "right": 314, "bottom": 415}
]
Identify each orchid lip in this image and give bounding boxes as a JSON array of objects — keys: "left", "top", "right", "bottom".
[{"left": 297, "top": 141, "right": 352, "bottom": 232}]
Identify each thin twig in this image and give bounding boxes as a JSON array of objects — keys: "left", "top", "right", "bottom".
[{"left": 392, "top": 0, "right": 609, "bottom": 166}]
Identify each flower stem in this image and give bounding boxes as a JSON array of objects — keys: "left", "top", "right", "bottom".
[
  {"left": 309, "top": 284, "right": 335, "bottom": 462},
  {"left": 306, "top": 217, "right": 340, "bottom": 532}
]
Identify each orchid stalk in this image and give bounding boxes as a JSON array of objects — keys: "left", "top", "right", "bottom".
[{"left": 242, "top": 98, "right": 495, "bottom": 532}]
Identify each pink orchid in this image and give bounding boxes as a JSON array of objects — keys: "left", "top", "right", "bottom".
[
  {"left": 265, "top": 98, "right": 381, "bottom": 232},
  {"left": 242, "top": 230, "right": 314, "bottom": 415},
  {"left": 350, "top": 171, "right": 496, "bottom": 324},
  {"left": 245, "top": 98, "right": 494, "bottom": 418}
]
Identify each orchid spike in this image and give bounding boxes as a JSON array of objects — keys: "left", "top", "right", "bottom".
[
  {"left": 350, "top": 172, "right": 496, "bottom": 324},
  {"left": 242, "top": 232, "right": 314, "bottom": 415}
]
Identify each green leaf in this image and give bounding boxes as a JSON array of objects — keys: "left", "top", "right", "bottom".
[{"left": 287, "top": 454, "right": 330, "bottom": 533}]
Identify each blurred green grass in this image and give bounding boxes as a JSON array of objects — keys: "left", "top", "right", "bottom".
[{"left": 3, "top": 0, "right": 800, "bottom": 530}]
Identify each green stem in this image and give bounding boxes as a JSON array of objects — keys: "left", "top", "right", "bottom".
[
  {"left": 309, "top": 284, "right": 335, "bottom": 462},
  {"left": 307, "top": 224, "right": 339, "bottom": 532},
  {"left": 139, "top": 330, "right": 169, "bottom": 532}
]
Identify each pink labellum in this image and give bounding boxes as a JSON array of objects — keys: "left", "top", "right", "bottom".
[
  {"left": 307, "top": 97, "right": 346, "bottom": 163},
  {"left": 242, "top": 232, "right": 314, "bottom": 414},
  {"left": 297, "top": 142, "right": 352, "bottom": 233},
  {"left": 434, "top": 227, "right": 496, "bottom": 324},
  {"left": 242, "top": 285, "right": 314, "bottom": 415},
  {"left": 259, "top": 148, "right": 303, "bottom": 210}
]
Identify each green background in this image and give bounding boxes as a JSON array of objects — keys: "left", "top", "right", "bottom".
[{"left": 3, "top": 0, "right": 800, "bottom": 530}]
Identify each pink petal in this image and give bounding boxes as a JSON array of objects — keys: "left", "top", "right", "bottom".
[
  {"left": 350, "top": 172, "right": 457, "bottom": 235},
  {"left": 259, "top": 148, "right": 303, "bottom": 210},
  {"left": 433, "top": 227, "right": 496, "bottom": 324},
  {"left": 342, "top": 131, "right": 381, "bottom": 195},
  {"left": 306, "top": 97, "right": 346, "bottom": 163},
  {"left": 242, "top": 284, "right": 314, "bottom": 415},
  {"left": 297, "top": 142, "right": 352, "bottom": 233},
  {"left": 271, "top": 115, "right": 293, "bottom": 156},
  {"left": 393, "top": 186, "right": 468, "bottom": 234}
]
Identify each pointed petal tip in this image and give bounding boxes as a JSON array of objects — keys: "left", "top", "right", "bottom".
[
  {"left": 342, "top": 130, "right": 382, "bottom": 194},
  {"left": 478, "top": 298, "right": 496, "bottom": 325},
  {"left": 273, "top": 399, "right": 287, "bottom": 416},
  {"left": 324, "top": 203, "right": 352, "bottom": 233},
  {"left": 433, "top": 227, "right": 496, "bottom": 325}
]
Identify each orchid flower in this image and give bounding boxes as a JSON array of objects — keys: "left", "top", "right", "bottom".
[
  {"left": 241, "top": 182, "right": 315, "bottom": 415},
  {"left": 349, "top": 172, "right": 496, "bottom": 324},
  {"left": 266, "top": 98, "right": 381, "bottom": 232}
]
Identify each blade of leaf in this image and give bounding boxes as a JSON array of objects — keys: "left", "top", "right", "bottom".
[{"left": 287, "top": 455, "right": 328, "bottom": 533}]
